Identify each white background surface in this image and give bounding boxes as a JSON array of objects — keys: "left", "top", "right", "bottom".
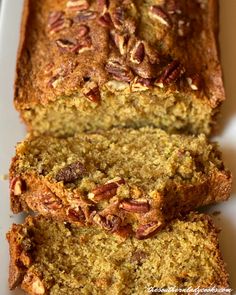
[{"left": 0, "top": 0, "right": 235, "bottom": 294}]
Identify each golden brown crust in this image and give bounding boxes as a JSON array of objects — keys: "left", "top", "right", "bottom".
[{"left": 14, "top": 0, "right": 226, "bottom": 135}]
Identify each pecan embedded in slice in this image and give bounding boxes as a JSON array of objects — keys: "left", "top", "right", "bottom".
[
  {"left": 42, "top": 195, "right": 62, "bottom": 211},
  {"left": 97, "top": 12, "right": 113, "bottom": 28},
  {"left": 131, "top": 76, "right": 152, "bottom": 92},
  {"left": 74, "top": 10, "right": 97, "bottom": 23},
  {"left": 156, "top": 60, "right": 185, "bottom": 88},
  {"left": 10, "top": 177, "right": 25, "bottom": 196},
  {"left": 105, "top": 60, "right": 134, "bottom": 82},
  {"left": 93, "top": 213, "right": 122, "bottom": 232},
  {"left": 187, "top": 74, "right": 201, "bottom": 91},
  {"left": 22, "top": 272, "right": 45, "bottom": 295},
  {"left": 48, "top": 11, "right": 72, "bottom": 34},
  {"left": 48, "top": 74, "right": 63, "bottom": 88},
  {"left": 149, "top": 6, "right": 172, "bottom": 27},
  {"left": 66, "top": 0, "right": 89, "bottom": 11},
  {"left": 136, "top": 221, "right": 163, "bottom": 239},
  {"left": 119, "top": 198, "right": 150, "bottom": 213},
  {"left": 83, "top": 81, "right": 101, "bottom": 103},
  {"left": 55, "top": 161, "right": 86, "bottom": 183},
  {"left": 88, "top": 178, "right": 125, "bottom": 202}
]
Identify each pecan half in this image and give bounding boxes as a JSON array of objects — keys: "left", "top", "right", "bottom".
[
  {"left": 97, "top": 12, "right": 113, "bottom": 28},
  {"left": 187, "top": 74, "right": 201, "bottom": 91},
  {"left": 55, "top": 161, "right": 86, "bottom": 183},
  {"left": 83, "top": 81, "right": 101, "bottom": 103},
  {"left": 48, "top": 11, "right": 72, "bottom": 34},
  {"left": 130, "top": 41, "right": 145, "bottom": 64},
  {"left": 66, "top": 0, "right": 89, "bottom": 11},
  {"left": 105, "top": 60, "right": 134, "bottom": 82},
  {"left": 136, "top": 221, "right": 163, "bottom": 239},
  {"left": 149, "top": 6, "right": 172, "bottom": 27},
  {"left": 131, "top": 76, "right": 152, "bottom": 92},
  {"left": 93, "top": 213, "right": 122, "bottom": 232},
  {"left": 156, "top": 60, "right": 185, "bottom": 88},
  {"left": 119, "top": 199, "right": 150, "bottom": 213},
  {"left": 74, "top": 10, "right": 97, "bottom": 22},
  {"left": 88, "top": 178, "right": 125, "bottom": 202}
]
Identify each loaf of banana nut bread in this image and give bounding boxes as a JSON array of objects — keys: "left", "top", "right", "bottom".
[
  {"left": 7, "top": 213, "right": 229, "bottom": 294},
  {"left": 10, "top": 128, "right": 232, "bottom": 238},
  {"left": 15, "top": 0, "right": 224, "bottom": 136}
]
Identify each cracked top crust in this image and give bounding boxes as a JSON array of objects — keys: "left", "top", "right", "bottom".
[{"left": 15, "top": 0, "right": 225, "bottom": 109}]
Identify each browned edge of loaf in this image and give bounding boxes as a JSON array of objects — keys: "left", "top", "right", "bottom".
[
  {"left": 6, "top": 213, "right": 230, "bottom": 293},
  {"left": 14, "top": 0, "right": 226, "bottom": 114}
]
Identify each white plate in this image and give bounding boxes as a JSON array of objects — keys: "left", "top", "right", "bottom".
[{"left": 0, "top": 1, "right": 235, "bottom": 294}]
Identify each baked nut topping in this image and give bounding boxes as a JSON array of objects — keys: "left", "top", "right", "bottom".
[
  {"left": 88, "top": 178, "right": 125, "bottom": 202},
  {"left": 97, "top": 0, "right": 109, "bottom": 13},
  {"left": 130, "top": 41, "right": 145, "bottom": 64},
  {"left": 119, "top": 198, "right": 150, "bottom": 213},
  {"left": 112, "top": 32, "right": 129, "bottom": 56},
  {"left": 156, "top": 60, "right": 185, "bottom": 88},
  {"left": 55, "top": 161, "right": 86, "bottom": 183},
  {"left": 74, "top": 10, "right": 97, "bottom": 22},
  {"left": 149, "top": 5, "right": 172, "bottom": 27},
  {"left": 131, "top": 76, "right": 152, "bottom": 92},
  {"left": 97, "top": 12, "right": 113, "bottom": 28},
  {"left": 112, "top": 7, "right": 125, "bottom": 30},
  {"left": 66, "top": 207, "right": 86, "bottom": 223},
  {"left": 55, "top": 38, "right": 76, "bottom": 52},
  {"left": 93, "top": 213, "right": 121, "bottom": 232},
  {"left": 42, "top": 195, "right": 62, "bottom": 211},
  {"left": 165, "top": 0, "right": 182, "bottom": 15},
  {"left": 10, "top": 178, "right": 24, "bottom": 196},
  {"left": 48, "top": 74, "right": 63, "bottom": 88},
  {"left": 66, "top": 0, "right": 89, "bottom": 12},
  {"left": 48, "top": 11, "right": 72, "bottom": 34},
  {"left": 136, "top": 221, "right": 163, "bottom": 239},
  {"left": 105, "top": 60, "right": 134, "bottom": 82}
]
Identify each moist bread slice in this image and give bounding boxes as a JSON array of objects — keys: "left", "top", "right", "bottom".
[
  {"left": 10, "top": 128, "right": 232, "bottom": 239},
  {"left": 15, "top": 0, "right": 224, "bottom": 136},
  {"left": 7, "top": 213, "right": 230, "bottom": 294}
]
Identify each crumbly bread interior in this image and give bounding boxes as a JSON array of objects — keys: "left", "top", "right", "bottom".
[
  {"left": 9, "top": 213, "right": 229, "bottom": 295},
  {"left": 22, "top": 88, "right": 214, "bottom": 137},
  {"left": 14, "top": 127, "right": 223, "bottom": 193}
]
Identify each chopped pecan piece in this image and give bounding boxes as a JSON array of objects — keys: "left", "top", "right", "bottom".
[
  {"left": 48, "top": 74, "right": 63, "bottom": 88},
  {"left": 97, "top": 12, "right": 113, "bottom": 28},
  {"left": 156, "top": 60, "right": 185, "bottom": 88},
  {"left": 112, "top": 7, "right": 125, "bottom": 30},
  {"left": 70, "top": 36, "right": 93, "bottom": 53},
  {"left": 165, "top": 0, "right": 182, "bottom": 14},
  {"left": 55, "top": 161, "right": 86, "bottom": 183},
  {"left": 74, "top": 10, "right": 97, "bottom": 22},
  {"left": 130, "top": 41, "right": 145, "bottom": 64},
  {"left": 136, "top": 221, "right": 163, "bottom": 239},
  {"left": 88, "top": 178, "right": 125, "bottom": 202},
  {"left": 105, "top": 60, "right": 134, "bottom": 82},
  {"left": 97, "top": 0, "right": 109, "bottom": 13},
  {"left": 48, "top": 11, "right": 72, "bottom": 34},
  {"left": 149, "top": 5, "right": 172, "bottom": 27},
  {"left": 76, "top": 25, "right": 90, "bottom": 37},
  {"left": 10, "top": 177, "right": 25, "bottom": 196},
  {"left": 66, "top": 207, "right": 86, "bottom": 222},
  {"left": 112, "top": 32, "right": 129, "bottom": 55},
  {"left": 55, "top": 38, "right": 76, "bottom": 52},
  {"left": 22, "top": 272, "right": 45, "bottom": 295},
  {"left": 42, "top": 195, "right": 62, "bottom": 211},
  {"left": 119, "top": 199, "right": 150, "bottom": 213},
  {"left": 187, "top": 74, "right": 201, "bottom": 91},
  {"left": 83, "top": 81, "right": 101, "bottom": 103},
  {"left": 93, "top": 213, "right": 122, "bottom": 232},
  {"left": 66, "top": 0, "right": 89, "bottom": 11},
  {"left": 131, "top": 76, "right": 152, "bottom": 92}
]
